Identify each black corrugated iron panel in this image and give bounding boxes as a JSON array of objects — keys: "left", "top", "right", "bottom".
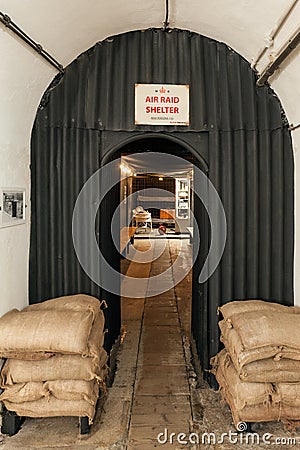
[
  {"left": 30, "top": 28, "right": 294, "bottom": 368},
  {"left": 37, "top": 28, "right": 286, "bottom": 132},
  {"left": 30, "top": 127, "right": 101, "bottom": 301}
]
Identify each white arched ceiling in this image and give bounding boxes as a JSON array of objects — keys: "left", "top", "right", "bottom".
[{"left": 0, "top": 0, "right": 299, "bottom": 312}]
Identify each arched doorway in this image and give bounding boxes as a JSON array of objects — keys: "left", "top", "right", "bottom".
[
  {"left": 30, "top": 28, "right": 294, "bottom": 378},
  {"left": 99, "top": 134, "right": 209, "bottom": 339}
]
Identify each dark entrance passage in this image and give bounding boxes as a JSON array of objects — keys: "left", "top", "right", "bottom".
[{"left": 99, "top": 135, "right": 208, "bottom": 350}]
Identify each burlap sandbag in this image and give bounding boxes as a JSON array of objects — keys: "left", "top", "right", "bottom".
[
  {"left": 219, "top": 370, "right": 300, "bottom": 425},
  {"left": 0, "top": 309, "right": 94, "bottom": 358},
  {"left": 0, "top": 372, "right": 107, "bottom": 407},
  {"left": 44, "top": 379, "right": 99, "bottom": 405},
  {"left": 23, "top": 294, "right": 101, "bottom": 320},
  {"left": 232, "top": 311, "right": 300, "bottom": 351},
  {"left": 1, "top": 348, "right": 108, "bottom": 385},
  {"left": 87, "top": 311, "right": 106, "bottom": 358},
  {"left": 24, "top": 299, "right": 105, "bottom": 360},
  {"left": 0, "top": 381, "right": 47, "bottom": 403},
  {"left": 219, "top": 320, "right": 279, "bottom": 369},
  {"left": 218, "top": 299, "right": 300, "bottom": 322},
  {"left": 231, "top": 402, "right": 300, "bottom": 424},
  {"left": 239, "top": 357, "right": 300, "bottom": 383},
  {"left": 219, "top": 321, "right": 300, "bottom": 382},
  {"left": 274, "top": 383, "right": 300, "bottom": 407},
  {"left": 214, "top": 351, "right": 300, "bottom": 425},
  {"left": 219, "top": 312, "right": 300, "bottom": 368},
  {"left": 211, "top": 349, "right": 274, "bottom": 410},
  {"left": 3, "top": 396, "right": 97, "bottom": 424},
  {"left": 0, "top": 352, "right": 55, "bottom": 361}
]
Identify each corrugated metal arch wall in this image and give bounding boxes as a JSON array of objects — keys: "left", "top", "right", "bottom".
[{"left": 30, "top": 28, "right": 294, "bottom": 369}]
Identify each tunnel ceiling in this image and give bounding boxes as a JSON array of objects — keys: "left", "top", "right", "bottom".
[
  {"left": 0, "top": 0, "right": 300, "bottom": 158},
  {"left": 0, "top": 0, "right": 298, "bottom": 67}
]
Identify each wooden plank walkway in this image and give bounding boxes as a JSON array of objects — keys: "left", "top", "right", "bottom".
[{"left": 126, "top": 239, "right": 193, "bottom": 450}]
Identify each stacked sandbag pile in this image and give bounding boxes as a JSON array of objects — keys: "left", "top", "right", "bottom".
[
  {"left": 0, "top": 295, "right": 108, "bottom": 424},
  {"left": 211, "top": 300, "right": 300, "bottom": 427}
]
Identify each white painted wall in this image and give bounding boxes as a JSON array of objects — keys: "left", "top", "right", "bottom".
[
  {"left": 0, "top": 0, "right": 299, "bottom": 313},
  {"left": 0, "top": 23, "right": 56, "bottom": 315},
  {"left": 271, "top": 51, "right": 300, "bottom": 307}
]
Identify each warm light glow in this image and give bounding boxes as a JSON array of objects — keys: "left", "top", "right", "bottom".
[
  {"left": 120, "top": 163, "right": 133, "bottom": 175},
  {"left": 159, "top": 177, "right": 163, "bottom": 181}
]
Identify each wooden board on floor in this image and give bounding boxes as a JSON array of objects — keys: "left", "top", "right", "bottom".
[{"left": 120, "top": 226, "right": 137, "bottom": 255}]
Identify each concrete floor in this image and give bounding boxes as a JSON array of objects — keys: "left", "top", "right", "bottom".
[{"left": 1, "top": 238, "right": 300, "bottom": 449}]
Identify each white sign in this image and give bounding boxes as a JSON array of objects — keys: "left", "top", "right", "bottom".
[
  {"left": 135, "top": 83, "right": 189, "bottom": 126},
  {"left": 0, "top": 188, "right": 26, "bottom": 228}
]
